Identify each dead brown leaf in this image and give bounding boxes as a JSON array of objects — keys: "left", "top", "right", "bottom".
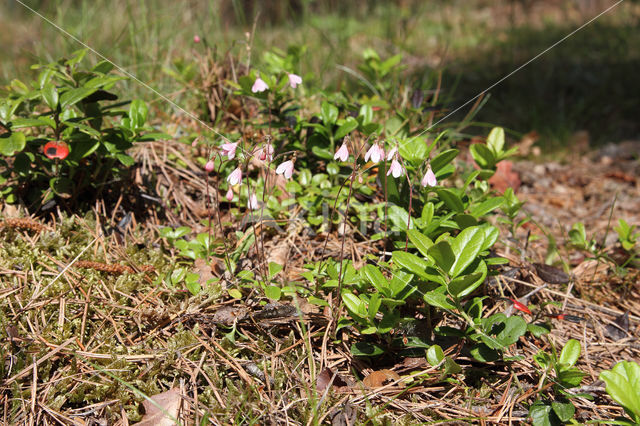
[
  {"left": 138, "top": 388, "right": 182, "bottom": 426},
  {"left": 488, "top": 160, "right": 521, "bottom": 194},
  {"left": 316, "top": 367, "right": 348, "bottom": 393},
  {"left": 362, "top": 369, "right": 403, "bottom": 388},
  {"left": 194, "top": 258, "right": 214, "bottom": 287}
]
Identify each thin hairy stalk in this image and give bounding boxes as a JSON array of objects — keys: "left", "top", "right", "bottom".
[
  {"left": 213, "top": 160, "right": 233, "bottom": 273},
  {"left": 336, "top": 168, "right": 357, "bottom": 301}
]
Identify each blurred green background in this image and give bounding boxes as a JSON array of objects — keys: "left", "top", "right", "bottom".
[{"left": 2, "top": 0, "right": 638, "bottom": 147}]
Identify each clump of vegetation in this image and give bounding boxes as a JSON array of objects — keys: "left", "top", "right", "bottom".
[{"left": 1, "top": 6, "right": 639, "bottom": 422}]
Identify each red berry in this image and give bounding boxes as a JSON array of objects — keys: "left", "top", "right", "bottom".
[{"left": 43, "top": 141, "right": 69, "bottom": 160}]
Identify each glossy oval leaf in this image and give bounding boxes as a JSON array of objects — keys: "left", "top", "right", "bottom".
[
  {"left": 60, "top": 87, "right": 97, "bottom": 109},
  {"left": 469, "top": 197, "right": 504, "bottom": 219},
  {"left": 427, "top": 240, "right": 455, "bottom": 274},
  {"left": 334, "top": 116, "right": 358, "bottom": 140},
  {"left": 599, "top": 361, "right": 640, "bottom": 422},
  {"left": 392, "top": 251, "right": 431, "bottom": 279},
  {"left": 558, "top": 339, "right": 581, "bottom": 368},
  {"left": 450, "top": 227, "right": 485, "bottom": 277},
  {"left": 431, "top": 149, "right": 459, "bottom": 174},
  {"left": 436, "top": 188, "right": 465, "bottom": 213},
  {"left": 0, "top": 132, "right": 26, "bottom": 156},
  {"left": 407, "top": 229, "right": 433, "bottom": 257}
]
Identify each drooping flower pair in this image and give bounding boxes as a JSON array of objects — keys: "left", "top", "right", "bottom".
[
  {"left": 251, "top": 73, "right": 302, "bottom": 93},
  {"left": 386, "top": 145, "right": 404, "bottom": 178},
  {"left": 421, "top": 166, "right": 437, "bottom": 187}
]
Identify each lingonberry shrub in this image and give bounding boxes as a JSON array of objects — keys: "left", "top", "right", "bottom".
[{"left": 0, "top": 49, "right": 158, "bottom": 210}]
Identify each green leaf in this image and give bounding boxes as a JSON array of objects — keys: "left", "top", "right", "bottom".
[
  {"left": 470, "top": 344, "right": 500, "bottom": 362},
  {"left": 407, "top": 229, "right": 433, "bottom": 257},
  {"left": 129, "top": 99, "right": 148, "bottom": 130},
  {"left": 428, "top": 241, "right": 455, "bottom": 274},
  {"left": 60, "top": 87, "right": 97, "bottom": 108},
  {"left": 268, "top": 262, "right": 283, "bottom": 278},
  {"left": 392, "top": 251, "right": 431, "bottom": 279},
  {"left": 334, "top": 116, "right": 358, "bottom": 140},
  {"left": 448, "top": 271, "right": 483, "bottom": 298},
  {"left": 10, "top": 118, "right": 50, "bottom": 129},
  {"left": 436, "top": 188, "right": 465, "bottom": 213},
  {"left": 558, "top": 339, "right": 581, "bottom": 368},
  {"left": 185, "top": 272, "right": 201, "bottom": 295},
  {"left": 557, "top": 368, "right": 586, "bottom": 388},
  {"left": 487, "top": 127, "right": 505, "bottom": 156},
  {"left": 426, "top": 345, "right": 444, "bottom": 366},
  {"left": 443, "top": 357, "right": 462, "bottom": 375},
  {"left": 359, "top": 104, "right": 373, "bottom": 124},
  {"left": 470, "top": 143, "right": 495, "bottom": 169},
  {"left": 228, "top": 289, "right": 242, "bottom": 299},
  {"left": 321, "top": 101, "right": 338, "bottom": 125},
  {"left": 453, "top": 214, "right": 478, "bottom": 229},
  {"left": 469, "top": 197, "right": 504, "bottom": 219},
  {"left": 116, "top": 153, "right": 135, "bottom": 166},
  {"left": 342, "top": 291, "right": 367, "bottom": 319},
  {"left": 351, "top": 342, "right": 385, "bottom": 357},
  {"left": 495, "top": 316, "right": 527, "bottom": 346},
  {"left": 423, "top": 288, "right": 455, "bottom": 310},
  {"left": 367, "top": 293, "right": 381, "bottom": 320},
  {"left": 527, "top": 323, "right": 550, "bottom": 338},
  {"left": 551, "top": 401, "right": 575, "bottom": 422},
  {"left": 529, "top": 401, "right": 552, "bottom": 426},
  {"left": 431, "top": 149, "right": 459, "bottom": 174},
  {"left": 450, "top": 227, "right": 485, "bottom": 277},
  {"left": 363, "top": 265, "right": 389, "bottom": 296},
  {"left": 42, "top": 83, "right": 59, "bottom": 109},
  {"left": 264, "top": 285, "right": 281, "bottom": 300},
  {"left": 600, "top": 361, "right": 640, "bottom": 422},
  {"left": 0, "top": 132, "right": 26, "bottom": 156}
]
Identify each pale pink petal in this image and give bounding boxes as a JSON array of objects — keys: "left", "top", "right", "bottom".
[
  {"left": 421, "top": 166, "right": 438, "bottom": 187},
  {"left": 372, "top": 145, "right": 384, "bottom": 163},
  {"left": 221, "top": 142, "right": 238, "bottom": 160},
  {"left": 204, "top": 160, "right": 215, "bottom": 172},
  {"left": 386, "top": 146, "right": 397, "bottom": 161},
  {"left": 288, "top": 73, "right": 302, "bottom": 89},
  {"left": 334, "top": 143, "right": 349, "bottom": 161},
  {"left": 225, "top": 188, "right": 234, "bottom": 201},
  {"left": 226, "top": 167, "right": 242, "bottom": 185},
  {"left": 386, "top": 159, "right": 404, "bottom": 178},
  {"left": 276, "top": 160, "right": 294, "bottom": 179},
  {"left": 251, "top": 77, "right": 268, "bottom": 93},
  {"left": 365, "top": 144, "right": 384, "bottom": 164},
  {"left": 248, "top": 194, "right": 260, "bottom": 210}
]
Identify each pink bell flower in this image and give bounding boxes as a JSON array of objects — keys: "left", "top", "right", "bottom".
[
  {"left": 275, "top": 160, "right": 295, "bottom": 179},
  {"left": 287, "top": 73, "right": 302, "bottom": 89},
  {"left": 225, "top": 188, "right": 234, "bottom": 201},
  {"left": 364, "top": 143, "right": 385, "bottom": 164},
  {"left": 257, "top": 143, "right": 274, "bottom": 162},
  {"left": 204, "top": 160, "right": 215, "bottom": 172},
  {"left": 421, "top": 166, "right": 438, "bottom": 187},
  {"left": 193, "top": 35, "right": 201, "bottom": 43},
  {"left": 248, "top": 194, "right": 260, "bottom": 210},
  {"left": 387, "top": 159, "right": 404, "bottom": 178},
  {"left": 386, "top": 146, "right": 397, "bottom": 161},
  {"left": 221, "top": 142, "right": 238, "bottom": 160},
  {"left": 334, "top": 143, "right": 349, "bottom": 162},
  {"left": 227, "top": 167, "right": 242, "bottom": 185},
  {"left": 252, "top": 77, "right": 269, "bottom": 93}
]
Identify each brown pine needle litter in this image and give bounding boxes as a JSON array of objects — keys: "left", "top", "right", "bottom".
[
  {"left": 0, "top": 217, "right": 50, "bottom": 232},
  {"left": 1, "top": 139, "right": 639, "bottom": 424},
  {"left": 74, "top": 260, "right": 155, "bottom": 275}
]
